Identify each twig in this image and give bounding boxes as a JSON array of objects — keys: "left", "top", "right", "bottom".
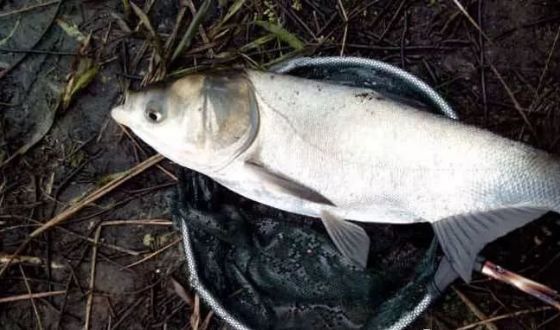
[
  {"left": 0, "top": 0, "right": 60, "bottom": 18},
  {"left": 19, "top": 265, "right": 44, "bottom": 330},
  {"left": 450, "top": 0, "right": 491, "bottom": 41},
  {"left": 534, "top": 25, "right": 560, "bottom": 101},
  {"left": 29, "top": 154, "right": 164, "bottom": 238},
  {"left": 124, "top": 237, "right": 181, "bottom": 268},
  {"left": 453, "top": 286, "right": 498, "bottom": 330},
  {"left": 0, "top": 290, "right": 66, "bottom": 304},
  {"left": 336, "top": 0, "right": 348, "bottom": 56},
  {"left": 538, "top": 313, "right": 560, "bottom": 329},
  {"left": 346, "top": 0, "right": 392, "bottom": 38},
  {"left": 0, "top": 155, "right": 163, "bottom": 278},
  {"left": 102, "top": 219, "right": 172, "bottom": 226},
  {"left": 400, "top": 10, "right": 408, "bottom": 69},
  {"left": 489, "top": 64, "right": 538, "bottom": 138},
  {"left": 171, "top": 277, "right": 194, "bottom": 306},
  {"left": 185, "top": 0, "right": 213, "bottom": 56},
  {"left": 379, "top": 0, "right": 407, "bottom": 42},
  {"left": 477, "top": 0, "right": 488, "bottom": 122},
  {"left": 341, "top": 43, "right": 457, "bottom": 51},
  {"left": 119, "top": 126, "right": 177, "bottom": 181},
  {"left": 200, "top": 310, "right": 214, "bottom": 330},
  {"left": 119, "top": 124, "right": 142, "bottom": 163},
  {"left": 0, "top": 237, "right": 32, "bottom": 278},
  {"left": 53, "top": 272, "right": 75, "bottom": 329},
  {"left": 191, "top": 294, "right": 201, "bottom": 329},
  {"left": 339, "top": 22, "right": 348, "bottom": 56},
  {"left": 536, "top": 250, "right": 560, "bottom": 276},
  {"left": 0, "top": 47, "right": 77, "bottom": 56},
  {"left": 11, "top": 214, "right": 142, "bottom": 256},
  {"left": 66, "top": 184, "right": 170, "bottom": 226},
  {"left": 0, "top": 254, "right": 64, "bottom": 269},
  {"left": 164, "top": 2, "right": 188, "bottom": 57},
  {"left": 130, "top": 1, "right": 163, "bottom": 60},
  {"left": 84, "top": 226, "right": 102, "bottom": 330},
  {"left": 276, "top": 1, "right": 316, "bottom": 41},
  {"left": 456, "top": 307, "right": 553, "bottom": 330},
  {"left": 124, "top": 182, "right": 176, "bottom": 195},
  {"left": 110, "top": 296, "right": 145, "bottom": 330},
  {"left": 171, "top": 0, "right": 211, "bottom": 63},
  {"left": 451, "top": 0, "right": 537, "bottom": 138},
  {"left": 494, "top": 14, "right": 560, "bottom": 41}
]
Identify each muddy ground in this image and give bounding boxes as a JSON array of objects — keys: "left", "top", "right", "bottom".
[{"left": 1, "top": 0, "right": 560, "bottom": 329}]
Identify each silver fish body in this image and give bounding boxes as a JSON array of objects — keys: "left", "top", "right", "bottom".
[
  {"left": 111, "top": 69, "right": 560, "bottom": 282},
  {"left": 217, "top": 71, "right": 560, "bottom": 221}
]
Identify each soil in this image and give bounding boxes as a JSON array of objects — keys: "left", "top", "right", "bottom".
[{"left": 1, "top": 0, "right": 560, "bottom": 329}]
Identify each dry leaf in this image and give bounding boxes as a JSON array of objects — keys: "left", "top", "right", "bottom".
[{"left": 171, "top": 277, "right": 194, "bottom": 307}]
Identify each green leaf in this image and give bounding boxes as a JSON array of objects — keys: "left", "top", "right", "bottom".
[
  {"left": 239, "top": 34, "right": 275, "bottom": 52},
  {"left": 222, "top": 0, "right": 245, "bottom": 22},
  {"left": 130, "top": 1, "right": 163, "bottom": 58},
  {"left": 121, "top": 0, "right": 131, "bottom": 18},
  {"left": 254, "top": 20, "right": 305, "bottom": 50},
  {"left": 62, "top": 61, "right": 99, "bottom": 110},
  {"left": 97, "top": 169, "right": 127, "bottom": 187},
  {"left": 56, "top": 18, "right": 86, "bottom": 43},
  {"left": 70, "top": 66, "right": 98, "bottom": 97},
  {"left": 262, "top": 48, "right": 308, "bottom": 69},
  {"left": 209, "top": 0, "right": 245, "bottom": 38}
]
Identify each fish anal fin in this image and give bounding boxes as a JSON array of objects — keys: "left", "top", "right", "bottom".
[
  {"left": 433, "top": 207, "right": 548, "bottom": 283},
  {"left": 244, "top": 160, "right": 335, "bottom": 206},
  {"left": 320, "top": 210, "right": 370, "bottom": 268}
]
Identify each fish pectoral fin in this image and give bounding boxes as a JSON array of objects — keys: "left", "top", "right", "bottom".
[
  {"left": 244, "top": 160, "right": 335, "bottom": 206},
  {"left": 432, "top": 207, "right": 548, "bottom": 283},
  {"left": 320, "top": 210, "right": 370, "bottom": 268}
]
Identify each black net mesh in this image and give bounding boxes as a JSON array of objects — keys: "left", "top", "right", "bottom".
[
  {"left": 172, "top": 171, "right": 441, "bottom": 329},
  {"left": 170, "top": 57, "right": 457, "bottom": 329}
]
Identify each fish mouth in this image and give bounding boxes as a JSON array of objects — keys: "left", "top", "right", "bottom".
[{"left": 110, "top": 105, "right": 129, "bottom": 126}]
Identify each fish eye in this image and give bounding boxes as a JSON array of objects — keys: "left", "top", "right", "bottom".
[{"left": 145, "top": 107, "right": 163, "bottom": 123}]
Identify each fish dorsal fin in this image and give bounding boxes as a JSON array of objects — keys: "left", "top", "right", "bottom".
[
  {"left": 432, "top": 207, "right": 548, "bottom": 282},
  {"left": 320, "top": 210, "right": 370, "bottom": 268},
  {"left": 244, "top": 161, "right": 335, "bottom": 206}
]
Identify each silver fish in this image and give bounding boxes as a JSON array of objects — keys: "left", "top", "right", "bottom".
[{"left": 111, "top": 69, "right": 560, "bottom": 282}]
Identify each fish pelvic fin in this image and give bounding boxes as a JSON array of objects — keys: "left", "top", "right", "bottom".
[
  {"left": 432, "top": 207, "right": 548, "bottom": 283},
  {"left": 320, "top": 210, "right": 370, "bottom": 269}
]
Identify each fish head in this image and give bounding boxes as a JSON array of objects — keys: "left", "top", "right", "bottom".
[{"left": 111, "top": 71, "right": 259, "bottom": 172}]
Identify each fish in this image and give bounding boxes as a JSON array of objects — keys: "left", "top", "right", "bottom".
[{"left": 111, "top": 68, "right": 560, "bottom": 282}]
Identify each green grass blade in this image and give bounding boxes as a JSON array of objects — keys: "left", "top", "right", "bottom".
[{"left": 255, "top": 20, "right": 305, "bottom": 50}]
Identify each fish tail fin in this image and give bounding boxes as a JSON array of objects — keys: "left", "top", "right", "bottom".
[{"left": 432, "top": 207, "right": 548, "bottom": 283}]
